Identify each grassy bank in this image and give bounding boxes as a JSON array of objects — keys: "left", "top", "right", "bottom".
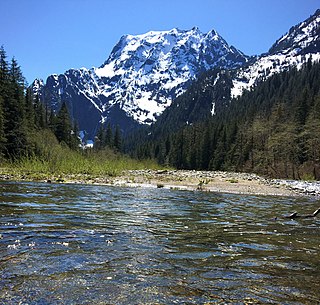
[
  {"left": 1, "top": 151, "right": 162, "bottom": 182},
  {"left": 0, "top": 130, "right": 163, "bottom": 182}
]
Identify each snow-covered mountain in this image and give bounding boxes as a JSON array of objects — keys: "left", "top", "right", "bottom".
[
  {"left": 231, "top": 9, "right": 320, "bottom": 98},
  {"left": 147, "top": 9, "right": 320, "bottom": 135},
  {"left": 33, "top": 9, "right": 320, "bottom": 139},
  {"left": 33, "top": 27, "right": 249, "bottom": 136}
]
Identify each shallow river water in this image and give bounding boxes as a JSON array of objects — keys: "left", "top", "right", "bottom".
[{"left": 0, "top": 181, "right": 320, "bottom": 304}]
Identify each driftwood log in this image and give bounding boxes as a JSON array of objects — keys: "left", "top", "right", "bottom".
[{"left": 284, "top": 208, "right": 320, "bottom": 219}]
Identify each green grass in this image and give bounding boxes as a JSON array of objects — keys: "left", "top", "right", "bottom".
[
  {"left": 0, "top": 129, "right": 163, "bottom": 181},
  {"left": 227, "top": 178, "right": 239, "bottom": 183},
  {"left": 14, "top": 149, "right": 161, "bottom": 177}
]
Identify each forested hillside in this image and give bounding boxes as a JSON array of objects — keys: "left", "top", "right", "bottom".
[{"left": 130, "top": 60, "right": 320, "bottom": 180}]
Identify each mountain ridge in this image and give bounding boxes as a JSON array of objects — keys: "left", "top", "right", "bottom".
[
  {"left": 231, "top": 9, "right": 320, "bottom": 98},
  {"left": 32, "top": 27, "right": 250, "bottom": 137},
  {"left": 32, "top": 9, "right": 320, "bottom": 139},
  {"left": 139, "top": 9, "right": 320, "bottom": 137}
]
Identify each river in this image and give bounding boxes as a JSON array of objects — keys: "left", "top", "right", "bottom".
[{"left": 0, "top": 181, "right": 319, "bottom": 304}]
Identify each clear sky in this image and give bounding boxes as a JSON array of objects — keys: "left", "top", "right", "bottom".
[{"left": 1, "top": 0, "right": 319, "bottom": 84}]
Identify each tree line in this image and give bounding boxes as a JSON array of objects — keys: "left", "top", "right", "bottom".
[
  {"left": 129, "top": 60, "right": 320, "bottom": 180},
  {"left": 94, "top": 123, "right": 122, "bottom": 151}
]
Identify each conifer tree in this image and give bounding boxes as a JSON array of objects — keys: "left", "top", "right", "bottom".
[
  {"left": 114, "top": 125, "right": 122, "bottom": 151},
  {"left": 0, "top": 46, "right": 8, "bottom": 155},
  {"left": 70, "top": 122, "right": 80, "bottom": 150},
  {"left": 170, "top": 130, "right": 187, "bottom": 169},
  {"left": 34, "top": 95, "right": 46, "bottom": 129},
  {"left": 0, "top": 46, "right": 8, "bottom": 91},
  {"left": 200, "top": 126, "right": 212, "bottom": 169},
  {"left": 25, "top": 87, "right": 35, "bottom": 129},
  {"left": 94, "top": 123, "right": 106, "bottom": 150},
  {"left": 3, "top": 57, "right": 28, "bottom": 158},
  {"left": 105, "top": 123, "right": 113, "bottom": 148},
  {"left": 54, "top": 101, "right": 73, "bottom": 146},
  {"left": 0, "top": 95, "right": 5, "bottom": 157}
]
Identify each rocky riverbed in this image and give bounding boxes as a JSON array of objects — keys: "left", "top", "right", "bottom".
[
  {"left": 2, "top": 169, "right": 320, "bottom": 197},
  {"left": 112, "top": 170, "right": 320, "bottom": 197}
]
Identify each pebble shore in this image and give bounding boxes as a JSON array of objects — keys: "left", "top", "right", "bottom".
[{"left": 2, "top": 169, "right": 320, "bottom": 197}]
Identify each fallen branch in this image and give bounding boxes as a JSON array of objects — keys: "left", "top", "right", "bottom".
[{"left": 284, "top": 208, "right": 320, "bottom": 219}]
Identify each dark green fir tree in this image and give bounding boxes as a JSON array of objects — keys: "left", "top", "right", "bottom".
[{"left": 54, "top": 101, "right": 73, "bottom": 146}]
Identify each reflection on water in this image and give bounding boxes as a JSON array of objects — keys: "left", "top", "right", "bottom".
[{"left": 0, "top": 181, "right": 320, "bottom": 304}]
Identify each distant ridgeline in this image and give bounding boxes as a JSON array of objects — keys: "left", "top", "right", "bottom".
[
  {"left": 31, "top": 27, "right": 249, "bottom": 140},
  {"left": 129, "top": 61, "right": 320, "bottom": 180}
]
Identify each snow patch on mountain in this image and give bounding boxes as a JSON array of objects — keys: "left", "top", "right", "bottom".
[
  {"left": 231, "top": 10, "right": 320, "bottom": 99},
  {"left": 88, "top": 27, "right": 249, "bottom": 125},
  {"left": 231, "top": 53, "right": 320, "bottom": 98},
  {"left": 32, "top": 78, "right": 44, "bottom": 98}
]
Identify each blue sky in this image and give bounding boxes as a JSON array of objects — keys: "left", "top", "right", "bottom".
[{"left": 1, "top": 0, "right": 319, "bottom": 84}]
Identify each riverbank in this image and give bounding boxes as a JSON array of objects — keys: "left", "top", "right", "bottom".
[
  {"left": 108, "top": 170, "right": 320, "bottom": 197},
  {"left": 1, "top": 168, "right": 320, "bottom": 197}
]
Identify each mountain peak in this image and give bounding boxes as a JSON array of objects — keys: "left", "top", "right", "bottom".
[
  {"left": 268, "top": 8, "right": 320, "bottom": 55},
  {"left": 94, "top": 26, "right": 249, "bottom": 125},
  {"left": 191, "top": 26, "right": 200, "bottom": 32},
  {"left": 205, "top": 29, "right": 219, "bottom": 39},
  {"left": 35, "top": 26, "right": 249, "bottom": 137},
  {"left": 231, "top": 9, "right": 320, "bottom": 99}
]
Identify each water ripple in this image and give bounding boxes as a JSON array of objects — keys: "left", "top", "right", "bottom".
[{"left": 0, "top": 181, "right": 320, "bottom": 304}]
